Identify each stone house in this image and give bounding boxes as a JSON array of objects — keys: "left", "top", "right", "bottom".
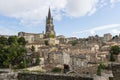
[
  {"left": 96, "top": 52, "right": 109, "bottom": 62},
  {"left": 25, "top": 42, "right": 45, "bottom": 52},
  {"left": 66, "top": 37, "right": 77, "bottom": 43},
  {"left": 18, "top": 32, "right": 44, "bottom": 43},
  {"left": 70, "top": 54, "right": 90, "bottom": 70},
  {"left": 48, "top": 38, "right": 59, "bottom": 45},
  {"left": 47, "top": 51, "right": 70, "bottom": 65},
  {"left": 103, "top": 33, "right": 112, "bottom": 42}
]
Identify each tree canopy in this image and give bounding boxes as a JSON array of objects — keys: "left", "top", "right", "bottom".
[
  {"left": 0, "top": 36, "right": 8, "bottom": 45},
  {"left": 8, "top": 36, "right": 18, "bottom": 45},
  {"left": 18, "top": 37, "right": 26, "bottom": 45},
  {"left": 0, "top": 36, "right": 27, "bottom": 68},
  {"left": 110, "top": 45, "right": 120, "bottom": 55},
  {"left": 109, "top": 45, "right": 120, "bottom": 62},
  {"left": 0, "top": 36, "right": 41, "bottom": 68},
  {"left": 49, "top": 34, "right": 55, "bottom": 38},
  {"left": 71, "top": 40, "right": 78, "bottom": 46}
]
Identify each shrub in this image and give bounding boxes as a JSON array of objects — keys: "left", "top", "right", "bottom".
[
  {"left": 71, "top": 40, "right": 78, "bottom": 46},
  {"left": 49, "top": 34, "right": 55, "bottom": 38},
  {"left": 97, "top": 63, "right": 105, "bottom": 76},
  {"left": 51, "top": 67, "right": 62, "bottom": 73},
  {"left": 44, "top": 40, "right": 49, "bottom": 46}
]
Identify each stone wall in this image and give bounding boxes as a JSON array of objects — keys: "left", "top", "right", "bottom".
[
  {"left": 111, "top": 63, "right": 120, "bottom": 80},
  {"left": 18, "top": 73, "right": 93, "bottom": 80}
]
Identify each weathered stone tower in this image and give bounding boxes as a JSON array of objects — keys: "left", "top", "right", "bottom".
[{"left": 45, "top": 8, "right": 56, "bottom": 38}]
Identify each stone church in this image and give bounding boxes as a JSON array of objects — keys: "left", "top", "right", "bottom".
[
  {"left": 18, "top": 8, "right": 59, "bottom": 52},
  {"left": 18, "top": 8, "right": 56, "bottom": 43}
]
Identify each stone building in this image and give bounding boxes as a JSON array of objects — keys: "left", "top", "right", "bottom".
[
  {"left": 25, "top": 42, "right": 45, "bottom": 52},
  {"left": 57, "top": 35, "right": 66, "bottom": 44},
  {"left": 47, "top": 51, "right": 70, "bottom": 65},
  {"left": 18, "top": 8, "right": 56, "bottom": 42},
  {"left": 18, "top": 8, "right": 58, "bottom": 52},
  {"left": 48, "top": 38, "right": 59, "bottom": 45},
  {"left": 66, "top": 37, "right": 77, "bottom": 43},
  {"left": 70, "top": 54, "right": 90, "bottom": 69},
  {"left": 18, "top": 32, "right": 44, "bottom": 43},
  {"left": 103, "top": 33, "right": 112, "bottom": 42},
  {"left": 112, "top": 35, "right": 120, "bottom": 43}
]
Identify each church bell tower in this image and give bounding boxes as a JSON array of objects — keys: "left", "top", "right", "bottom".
[{"left": 45, "top": 8, "right": 56, "bottom": 38}]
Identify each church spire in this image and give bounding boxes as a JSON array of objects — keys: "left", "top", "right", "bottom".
[
  {"left": 45, "top": 7, "right": 56, "bottom": 38},
  {"left": 48, "top": 7, "right": 51, "bottom": 19}
]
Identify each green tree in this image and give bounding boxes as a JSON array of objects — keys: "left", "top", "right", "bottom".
[
  {"left": 35, "top": 54, "right": 40, "bottom": 65},
  {"left": 0, "top": 36, "right": 8, "bottom": 45},
  {"left": 0, "top": 45, "right": 27, "bottom": 68},
  {"left": 18, "top": 37, "right": 26, "bottom": 45},
  {"left": 0, "top": 36, "right": 27, "bottom": 68},
  {"left": 21, "top": 59, "right": 27, "bottom": 68},
  {"left": 97, "top": 65, "right": 101, "bottom": 76},
  {"left": 110, "top": 45, "right": 120, "bottom": 55},
  {"left": 31, "top": 45, "right": 35, "bottom": 52},
  {"left": 44, "top": 40, "right": 49, "bottom": 46},
  {"left": 109, "top": 45, "right": 120, "bottom": 61},
  {"left": 49, "top": 34, "right": 55, "bottom": 38},
  {"left": 0, "top": 45, "right": 8, "bottom": 67},
  {"left": 71, "top": 40, "right": 78, "bottom": 46},
  {"left": 97, "top": 63, "right": 105, "bottom": 76},
  {"left": 7, "top": 45, "right": 26, "bottom": 67},
  {"left": 8, "top": 36, "right": 18, "bottom": 45},
  {"left": 110, "top": 53, "right": 115, "bottom": 62}
]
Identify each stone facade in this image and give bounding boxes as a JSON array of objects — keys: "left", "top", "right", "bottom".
[
  {"left": 70, "top": 55, "right": 89, "bottom": 68},
  {"left": 103, "top": 33, "right": 112, "bottom": 42},
  {"left": 18, "top": 8, "right": 58, "bottom": 52},
  {"left": 48, "top": 38, "right": 59, "bottom": 45},
  {"left": 47, "top": 51, "right": 70, "bottom": 65},
  {"left": 18, "top": 8, "right": 56, "bottom": 41},
  {"left": 18, "top": 32, "right": 44, "bottom": 43},
  {"left": 25, "top": 42, "right": 45, "bottom": 52},
  {"left": 109, "top": 63, "right": 120, "bottom": 80}
]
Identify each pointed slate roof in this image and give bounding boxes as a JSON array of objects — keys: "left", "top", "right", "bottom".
[{"left": 48, "top": 7, "right": 51, "bottom": 19}]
